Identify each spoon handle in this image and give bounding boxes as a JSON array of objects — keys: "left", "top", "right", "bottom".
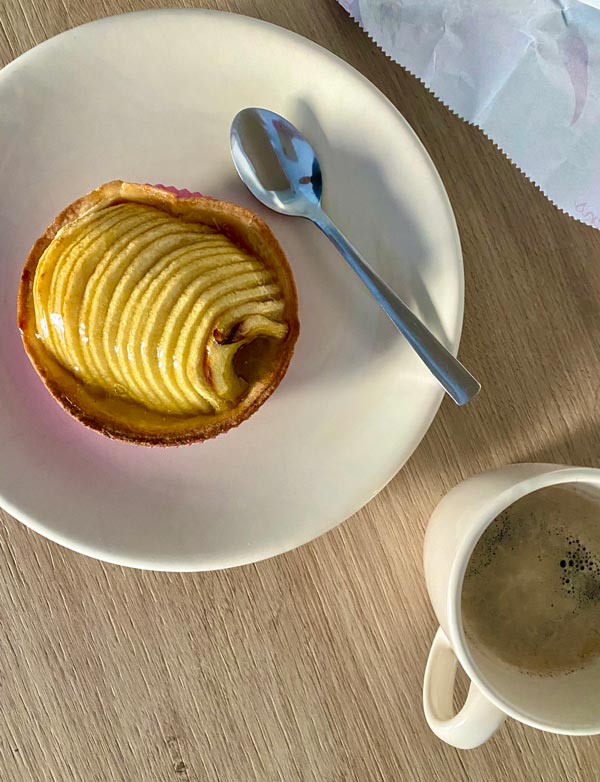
[{"left": 312, "top": 211, "right": 480, "bottom": 406}]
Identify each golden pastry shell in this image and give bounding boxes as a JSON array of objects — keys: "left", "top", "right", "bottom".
[{"left": 17, "top": 180, "right": 299, "bottom": 446}]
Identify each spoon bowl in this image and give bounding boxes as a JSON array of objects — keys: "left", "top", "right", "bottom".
[{"left": 231, "top": 107, "right": 323, "bottom": 217}]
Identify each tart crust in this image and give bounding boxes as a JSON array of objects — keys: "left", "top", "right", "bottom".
[{"left": 17, "top": 180, "right": 299, "bottom": 445}]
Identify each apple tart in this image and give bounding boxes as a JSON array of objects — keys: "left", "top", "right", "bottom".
[{"left": 18, "top": 181, "right": 299, "bottom": 445}]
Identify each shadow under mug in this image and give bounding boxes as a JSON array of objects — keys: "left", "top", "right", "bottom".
[{"left": 422, "top": 463, "right": 600, "bottom": 749}]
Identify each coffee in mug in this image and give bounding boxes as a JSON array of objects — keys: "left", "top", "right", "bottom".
[{"left": 461, "top": 484, "right": 600, "bottom": 676}]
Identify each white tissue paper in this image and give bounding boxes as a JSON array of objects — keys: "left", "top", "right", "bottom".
[{"left": 339, "top": 0, "right": 600, "bottom": 229}]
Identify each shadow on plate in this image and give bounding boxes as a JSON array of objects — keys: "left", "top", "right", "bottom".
[{"left": 294, "top": 98, "right": 452, "bottom": 350}]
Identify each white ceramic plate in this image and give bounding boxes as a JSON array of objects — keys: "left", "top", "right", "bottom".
[{"left": 0, "top": 10, "right": 463, "bottom": 571}]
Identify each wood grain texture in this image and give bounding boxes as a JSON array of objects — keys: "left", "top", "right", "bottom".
[{"left": 1, "top": 1, "right": 600, "bottom": 780}]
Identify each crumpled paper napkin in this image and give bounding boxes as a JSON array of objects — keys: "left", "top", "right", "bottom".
[{"left": 339, "top": 0, "right": 600, "bottom": 229}]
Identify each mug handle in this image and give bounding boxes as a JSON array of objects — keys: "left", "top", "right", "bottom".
[{"left": 423, "top": 628, "right": 506, "bottom": 749}]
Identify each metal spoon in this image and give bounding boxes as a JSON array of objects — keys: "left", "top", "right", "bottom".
[{"left": 230, "top": 107, "right": 480, "bottom": 405}]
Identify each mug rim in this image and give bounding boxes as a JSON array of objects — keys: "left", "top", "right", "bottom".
[{"left": 447, "top": 464, "right": 600, "bottom": 735}]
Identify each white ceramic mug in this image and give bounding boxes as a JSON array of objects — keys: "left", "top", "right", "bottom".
[{"left": 423, "top": 463, "right": 600, "bottom": 749}]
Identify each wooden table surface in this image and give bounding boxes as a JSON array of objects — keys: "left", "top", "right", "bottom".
[{"left": 2, "top": 1, "right": 600, "bottom": 780}]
